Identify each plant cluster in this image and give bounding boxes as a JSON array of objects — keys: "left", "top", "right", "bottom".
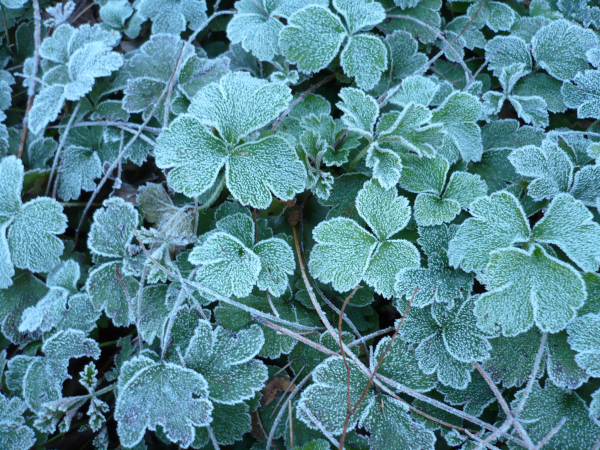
[{"left": 1, "top": 0, "right": 600, "bottom": 449}]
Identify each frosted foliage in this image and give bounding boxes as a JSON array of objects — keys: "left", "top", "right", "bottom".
[
  {"left": 0, "top": 156, "right": 23, "bottom": 215},
  {"left": 438, "top": 372, "right": 495, "bottom": 418},
  {"left": 0, "top": 394, "right": 36, "bottom": 450},
  {"left": 571, "top": 165, "right": 600, "bottom": 206},
  {"left": 138, "top": 0, "right": 207, "bottom": 35},
  {"left": 484, "top": 36, "right": 531, "bottom": 79},
  {"left": 183, "top": 321, "right": 267, "bottom": 404},
  {"left": 115, "top": 356, "right": 212, "bottom": 448},
  {"left": 309, "top": 217, "right": 378, "bottom": 293},
  {"left": 513, "top": 73, "right": 567, "bottom": 114},
  {"left": 57, "top": 146, "right": 102, "bottom": 202},
  {"left": 469, "top": 0, "right": 517, "bottom": 32},
  {"left": 413, "top": 194, "right": 460, "bottom": 226},
  {"left": 399, "top": 153, "right": 448, "bottom": 195},
  {"left": 448, "top": 191, "right": 530, "bottom": 272},
  {"left": 340, "top": 34, "right": 388, "bottom": 91},
  {"left": 389, "top": 76, "right": 439, "bottom": 108},
  {"left": 189, "top": 232, "right": 260, "bottom": 298},
  {"left": 332, "top": 0, "right": 385, "bottom": 34},
  {"left": 355, "top": 179, "right": 411, "bottom": 241},
  {"left": 88, "top": 198, "right": 138, "bottom": 258},
  {"left": 533, "top": 194, "right": 600, "bottom": 272},
  {"left": 19, "top": 288, "right": 68, "bottom": 333},
  {"left": 0, "top": 218, "right": 13, "bottom": 289},
  {"left": 337, "top": 87, "right": 379, "bottom": 136},
  {"left": 562, "top": 70, "right": 600, "bottom": 120},
  {"left": 360, "top": 395, "right": 435, "bottom": 450},
  {"left": 9, "top": 198, "right": 68, "bottom": 273},
  {"left": 381, "top": 31, "right": 427, "bottom": 86},
  {"left": 531, "top": 19, "right": 599, "bottom": 82},
  {"left": 476, "top": 245, "right": 585, "bottom": 336},
  {"left": 444, "top": 172, "right": 487, "bottom": 209},
  {"left": 568, "top": 314, "right": 600, "bottom": 377},
  {"left": 279, "top": 6, "right": 346, "bottom": 73},
  {"left": 47, "top": 259, "right": 80, "bottom": 294},
  {"left": 513, "top": 382, "right": 600, "bottom": 450},
  {"left": 0, "top": 274, "right": 48, "bottom": 343},
  {"left": 254, "top": 238, "right": 295, "bottom": 296},
  {"left": 298, "top": 357, "right": 372, "bottom": 435},
  {"left": 189, "top": 72, "right": 291, "bottom": 144},
  {"left": 431, "top": 92, "right": 483, "bottom": 162},
  {"left": 546, "top": 330, "right": 588, "bottom": 390}
]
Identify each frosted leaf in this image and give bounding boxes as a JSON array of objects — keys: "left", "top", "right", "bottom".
[
  {"left": 279, "top": 5, "right": 346, "bottom": 73},
  {"left": 509, "top": 141, "right": 573, "bottom": 201},
  {"left": 194, "top": 402, "right": 251, "bottom": 446},
  {"left": 189, "top": 232, "right": 261, "bottom": 298},
  {"left": 137, "top": 284, "right": 170, "bottom": 344},
  {"left": 293, "top": 440, "right": 329, "bottom": 450},
  {"left": 365, "top": 144, "right": 403, "bottom": 189},
  {"left": 19, "top": 287, "right": 68, "bottom": 333},
  {"left": 320, "top": 173, "right": 369, "bottom": 222},
  {"left": 484, "top": 35, "right": 532, "bottom": 79},
  {"left": 9, "top": 197, "right": 67, "bottom": 273},
  {"left": 377, "top": 103, "right": 445, "bottom": 158},
  {"left": 298, "top": 131, "right": 336, "bottom": 200},
  {"left": 571, "top": 165, "right": 600, "bottom": 206},
  {"left": 363, "top": 239, "right": 420, "bottom": 298},
  {"left": 512, "top": 381, "right": 600, "bottom": 450},
  {"left": 444, "top": 172, "right": 487, "bottom": 209},
  {"left": 398, "top": 153, "right": 448, "bottom": 195},
  {"left": 115, "top": 355, "right": 212, "bottom": 448},
  {"left": 337, "top": 87, "right": 379, "bottom": 137},
  {"left": 298, "top": 356, "right": 372, "bottom": 435},
  {"left": 137, "top": 183, "right": 178, "bottom": 224},
  {"left": 215, "top": 291, "right": 297, "bottom": 359},
  {"left": 547, "top": 330, "right": 588, "bottom": 390},
  {"left": 86, "top": 261, "right": 139, "bottom": 327},
  {"left": 413, "top": 194, "right": 460, "bottom": 226},
  {"left": 476, "top": 245, "right": 585, "bottom": 336},
  {"left": 88, "top": 198, "right": 139, "bottom": 259},
  {"left": 509, "top": 95, "right": 549, "bottom": 129},
  {"left": 431, "top": 92, "right": 482, "bottom": 162},
  {"left": 99, "top": 0, "right": 134, "bottom": 29},
  {"left": 562, "top": 70, "right": 600, "bottom": 120},
  {"left": 309, "top": 217, "right": 378, "bottom": 292},
  {"left": 437, "top": 372, "right": 495, "bottom": 418},
  {"left": 28, "top": 85, "right": 65, "bottom": 135},
  {"left": 178, "top": 55, "right": 231, "bottom": 101},
  {"left": 533, "top": 194, "right": 600, "bottom": 272},
  {"left": 56, "top": 145, "right": 102, "bottom": 202},
  {"left": 513, "top": 73, "right": 567, "bottom": 114},
  {"left": 380, "top": 0, "right": 442, "bottom": 44},
  {"left": 183, "top": 321, "right": 267, "bottom": 404},
  {"left": 0, "top": 394, "right": 36, "bottom": 450},
  {"left": 214, "top": 213, "right": 255, "bottom": 248},
  {"left": 359, "top": 395, "right": 435, "bottom": 450},
  {"left": 0, "top": 156, "right": 23, "bottom": 215},
  {"left": 57, "top": 294, "right": 101, "bottom": 334},
  {"left": 395, "top": 253, "right": 474, "bottom": 308},
  {"left": 340, "top": 34, "right": 388, "bottom": 90},
  {"left": 356, "top": 179, "right": 411, "bottom": 241},
  {"left": 138, "top": 0, "right": 207, "bottom": 35},
  {"left": 468, "top": 0, "right": 517, "bottom": 32},
  {"left": 531, "top": 19, "right": 598, "bottom": 81},
  {"left": 375, "top": 336, "right": 436, "bottom": 392},
  {"left": 448, "top": 191, "right": 530, "bottom": 272},
  {"left": 332, "top": 0, "right": 385, "bottom": 34},
  {"left": 0, "top": 217, "right": 13, "bottom": 289},
  {"left": 26, "top": 137, "right": 58, "bottom": 170},
  {"left": 0, "top": 273, "right": 48, "bottom": 343},
  {"left": 567, "top": 313, "right": 600, "bottom": 377},
  {"left": 389, "top": 76, "right": 439, "bottom": 108},
  {"left": 254, "top": 238, "right": 295, "bottom": 296},
  {"left": 482, "top": 328, "right": 544, "bottom": 388}
]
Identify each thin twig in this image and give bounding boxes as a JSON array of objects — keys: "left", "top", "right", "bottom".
[
  {"left": 207, "top": 426, "right": 220, "bottom": 450},
  {"left": 257, "top": 318, "right": 337, "bottom": 357},
  {"left": 532, "top": 417, "right": 566, "bottom": 450},
  {"left": 473, "top": 420, "right": 511, "bottom": 450},
  {"left": 299, "top": 404, "right": 342, "bottom": 449},
  {"left": 49, "top": 121, "right": 163, "bottom": 134},
  {"left": 17, "top": 0, "right": 42, "bottom": 159},
  {"left": 513, "top": 332, "right": 547, "bottom": 418}
]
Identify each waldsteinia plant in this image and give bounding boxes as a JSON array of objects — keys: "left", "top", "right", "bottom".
[{"left": 2, "top": 0, "right": 600, "bottom": 449}]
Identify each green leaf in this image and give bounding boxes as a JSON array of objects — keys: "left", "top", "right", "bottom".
[
  {"left": 484, "top": 36, "right": 532, "bottom": 78},
  {"left": 340, "top": 34, "right": 388, "bottom": 90},
  {"left": 183, "top": 321, "right": 267, "bottom": 404},
  {"left": 509, "top": 140, "right": 573, "bottom": 201},
  {"left": 389, "top": 75, "right": 439, "bottom": 108},
  {"left": 546, "top": 330, "right": 588, "bottom": 390},
  {"left": 533, "top": 194, "right": 600, "bottom": 272},
  {"left": 137, "top": 0, "right": 207, "bottom": 35},
  {"left": 562, "top": 70, "right": 600, "bottom": 120},
  {"left": 509, "top": 94, "right": 549, "bottom": 129},
  {"left": 512, "top": 381, "right": 600, "bottom": 450},
  {"left": 437, "top": 372, "right": 495, "bottom": 418},
  {"left": 567, "top": 313, "right": 600, "bottom": 377},
  {"left": 443, "top": 172, "right": 488, "bottom": 209},
  {"left": 448, "top": 191, "right": 530, "bottom": 272},
  {"left": 333, "top": 0, "right": 385, "bottom": 34},
  {"left": 254, "top": 237, "right": 295, "bottom": 296},
  {"left": 0, "top": 155, "right": 23, "bottom": 215},
  {"left": 88, "top": 197, "right": 139, "bottom": 259},
  {"left": 413, "top": 194, "right": 460, "bottom": 226},
  {"left": 431, "top": 92, "right": 482, "bottom": 162},
  {"left": 476, "top": 245, "right": 586, "bottom": 336},
  {"left": 195, "top": 402, "right": 251, "bottom": 446},
  {"left": 531, "top": 19, "right": 598, "bottom": 81},
  {"left": 0, "top": 394, "right": 36, "bottom": 450},
  {"left": 513, "top": 72, "right": 567, "bottom": 114},
  {"left": 320, "top": 173, "right": 370, "bottom": 222},
  {"left": 571, "top": 164, "right": 600, "bottom": 207},
  {"left": 398, "top": 153, "right": 448, "bottom": 195},
  {"left": 337, "top": 87, "right": 379, "bottom": 137},
  {"left": 359, "top": 395, "right": 435, "bottom": 450},
  {"left": 280, "top": 5, "right": 346, "bottom": 73},
  {"left": 115, "top": 355, "right": 213, "bottom": 448}
]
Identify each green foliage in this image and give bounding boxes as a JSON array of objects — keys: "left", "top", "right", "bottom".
[{"left": 2, "top": 0, "right": 600, "bottom": 449}]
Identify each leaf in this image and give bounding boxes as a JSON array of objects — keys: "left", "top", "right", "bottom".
[
  {"left": 513, "top": 72, "right": 567, "bottom": 114},
  {"left": 254, "top": 238, "right": 295, "bottom": 296},
  {"left": 195, "top": 402, "right": 251, "bottom": 446},
  {"left": 476, "top": 245, "right": 585, "bottom": 336},
  {"left": 0, "top": 155, "right": 23, "bottom": 215},
  {"left": 468, "top": 0, "right": 517, "bottom": 32},
  {"left": 571, "top": 164, "right": 600, "bottom": 207},
  {"left": 337, "top": 87, "right": 379, "bottom": 137},
  {"left": 567, "top": 313, "right": 600, "bottom": 377},
  {"left": 359, "top": 395, "right": 436, "bottom": 450},
  {"left": 398, "top": 152, "right": 448, "bottom": 195},
  {"left": 444, "top": 171, "right": 488, "bottom": 209},
  {"left": 482, "top": 328, "right": 544, "bottom": 388},
  {"left": 437, "top": 372, "right": 495, "bottom": 418},
  {"left": 320, "top": 173, "right": 370, "bottom": 222},
  {"left": 115, "top": 355, "right": 213, "bottom": 448},
  {"left": 448, "top": 191, "right": 530, "bottom": 272},
  {"left": 546, "top": 330, "right": 588, "bottom": 390},
  {"left": 533, "top": 194, "right": 600, "bottom": 272},
  {"left": 0, "top": 394, "right": 36, "bottom": 450},
  {"left": 183, "top": 321, "right": 268, "bottom": 404},
  {"left": 413, "top": 194, "right": 460, "bottom": 226},
  {"left": 484, "top": 36, "right": 532, "bottom": 79},
  {"left": 19, "top": 287, "right": 68, "bottom": 333},
  {"left": 562, "top": 70, "right": 600, "bottom": 120},
  {"left": 531, "top": 19, "right": 598, "bottom": 81},
  {"left": 333, "top": 0, "right": 385, "bottom": 34},
  {"left": 138, "top": 0, "right": 207, "bottom": 35},
  {"left": 88, "top": 197, "right": 139, "bottom": 259},
  {"left": 8, "top": 197, "right": 68, "bottom": 273},
  {"left": 56, "top": 145, "right": 102, "bottom": 201},
  {"left": 431, "top": 92, "right": 483, "bottom": 162},
  {"left": 298, "top": 356, "right": 371, "bottom": 435},
  {"left": 509, "top": 140, "right": 573, "bottom": 201},
  {"left": 389, "top": 75, "right": 439, "bottom": 108},
  {"left": 341, "top": 34, "right": 388, "bottom": 90},
  {"left": 509, "top": 94, "right": 549, "bottom": 129},
  {"left": 512, "top": 381, "right": 600, "bottom": 450},
  {"left": 28, "top": 85, "right": 66, "bottom": 135}
]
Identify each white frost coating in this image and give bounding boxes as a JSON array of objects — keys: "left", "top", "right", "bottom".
[
  {"left": 88, "top": 197, "right": 139, "bottom": 259},
  {"left": 337, "top": 87, "right": 379, "bottom": 137},
  {"left": 562, "top": 70, "right": 600, "bottom": 120},
  {"left": 137, "top": 0, "right": 207, "bottom": 35},
  {"left": 568, "top": 314, "right": 600, "bottom": 377},
  {"left": 389, "top": 75, "right": 440, "bottom": 108}
]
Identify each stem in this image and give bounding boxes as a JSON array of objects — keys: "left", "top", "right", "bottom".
[
  {"left": 533, "top": 417, "right": 566, "bottom": 450},
  {"left": 513, "top": 332, "right": 547, "bottom": 418},
  {"left": 347, "top": 145, "right": 370, "bottom": 173}
]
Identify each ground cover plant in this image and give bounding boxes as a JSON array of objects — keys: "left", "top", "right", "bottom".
[{"left": 1, "top": 0, "right": 600, "bottom": 448}]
